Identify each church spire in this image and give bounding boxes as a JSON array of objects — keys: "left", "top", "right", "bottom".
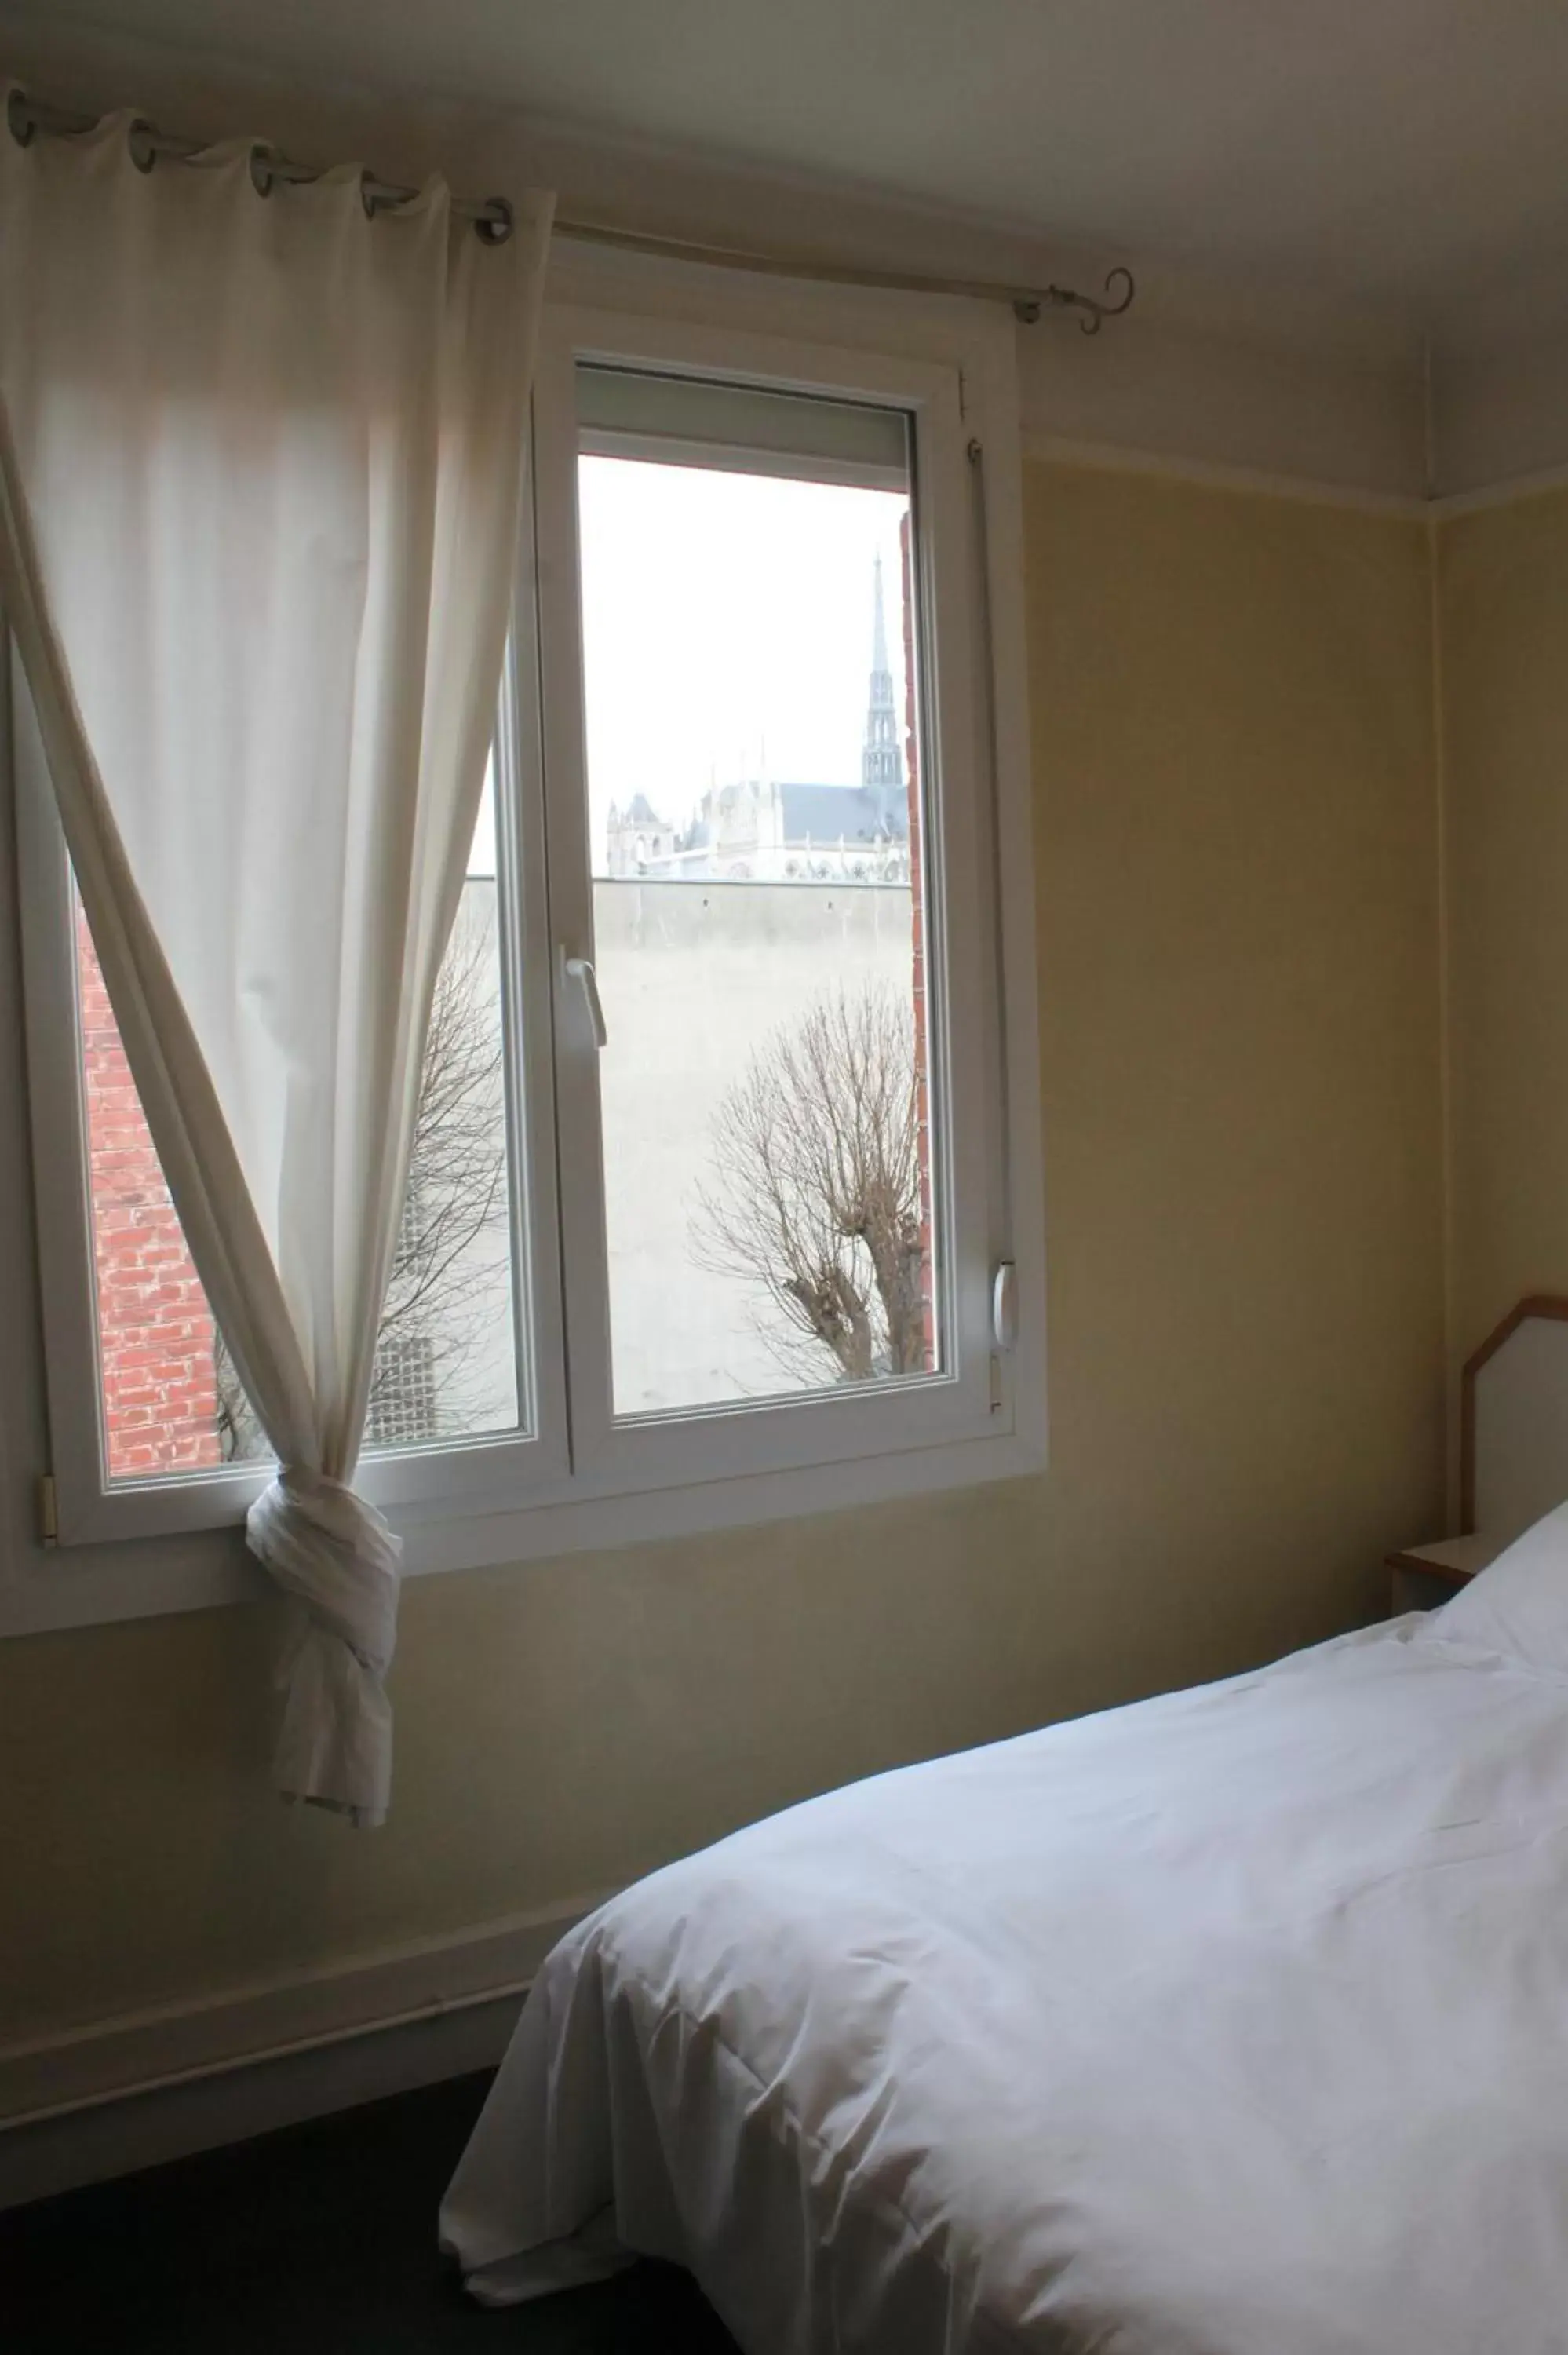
[
  {"left": 861, "top": 552, "right": 901, "bottom": 816},
  {"left": 871, "top": 550, "right": 890, "bottom": 677}
]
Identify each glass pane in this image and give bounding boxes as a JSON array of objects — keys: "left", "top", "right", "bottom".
[
  {"left": 577, "top": 375, "right": 941, "bottom": 1420},
  {"left": 77, "top": 765, "right": 525, "bottom": 1481}
]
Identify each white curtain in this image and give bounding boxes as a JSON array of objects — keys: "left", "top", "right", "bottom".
[{"left": 0, "top": 99, "right": 552, "bottom": 1824}]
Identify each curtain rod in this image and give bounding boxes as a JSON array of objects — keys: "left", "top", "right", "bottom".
[
  {"left": 550, "top": 221, "right": 1135, "bottom": 333},
  {"left": 5, "top": 86, "right": 1136, "bottom": 330}
]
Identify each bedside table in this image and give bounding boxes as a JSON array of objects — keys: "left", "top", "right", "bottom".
[{"left": 1387, "top": 1533, "right": 1504, "bottom": 1614}]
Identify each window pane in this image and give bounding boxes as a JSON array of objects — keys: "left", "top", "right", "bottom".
[
  {"left": 577, "top": 375, "right": 941, "bottom": 1419},
  {"left": 77, "top": 766, "right": 524, "bottom": 1481},
  {"left": 75, "top": 909, "right": 224, "bottom": 1481}
]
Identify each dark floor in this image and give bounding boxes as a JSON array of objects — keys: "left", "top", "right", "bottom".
[{"left": 1, "top": 2074, "right": 742, "bottom": 2354}]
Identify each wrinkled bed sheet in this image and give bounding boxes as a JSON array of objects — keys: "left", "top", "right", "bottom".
[{"left": 442, "top": 1615, "right": 1568, "bottom": 2354}]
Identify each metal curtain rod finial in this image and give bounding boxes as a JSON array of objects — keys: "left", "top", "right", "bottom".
[
  {"left": 1012, "top": 267, "right": 1136, "bottom": 334},
  {"left": 5, "top": 86, "right": 515, "bottom": 241}
]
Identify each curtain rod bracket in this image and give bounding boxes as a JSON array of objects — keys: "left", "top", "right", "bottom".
[{"left": 1016, "top": 268, "right": 1136, "bottom": 334}]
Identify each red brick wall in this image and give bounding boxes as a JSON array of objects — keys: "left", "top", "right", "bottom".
[
  {"left": 899, "top": 511, "right": 937, "bottom": 1369},
  {"left": 76, "top": 913, "right": 221, "bottom": 1477}
]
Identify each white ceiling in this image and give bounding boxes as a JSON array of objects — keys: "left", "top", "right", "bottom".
[{"left": 16, "top": 0, "right": 1568, "bottom": 336}]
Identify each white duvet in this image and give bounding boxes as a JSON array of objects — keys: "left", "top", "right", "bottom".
[{"left": 442, "top": 1579, "right": 1568, "bottom": 2353}]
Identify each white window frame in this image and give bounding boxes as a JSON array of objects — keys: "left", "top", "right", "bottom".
[{"left": 2, "top": 265, "right": 1046, "bottom": 1634}]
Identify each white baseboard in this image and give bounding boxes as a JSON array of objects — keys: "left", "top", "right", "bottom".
[{"left": 0, "top": 1888, "right": 612, "bottom": 2211}]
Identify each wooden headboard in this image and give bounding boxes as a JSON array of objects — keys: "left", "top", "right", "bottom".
[{"left": 1462, "top": 1295, "right": 1568, "bottom": 1539}]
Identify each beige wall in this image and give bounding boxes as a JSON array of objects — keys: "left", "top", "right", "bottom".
[
  {"left": 0, "top": 460, "right": 1447, "bottom": 2046},
  {"left": 1439, "top": 487, "right": 1568, "bottom": 1371}
]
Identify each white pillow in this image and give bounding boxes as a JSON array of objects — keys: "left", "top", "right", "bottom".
[{"left": 1435, "top": 1498, "right": 1568, "bottom": 1672}]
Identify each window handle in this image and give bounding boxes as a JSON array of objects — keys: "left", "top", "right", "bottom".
[
  {"left": 991, "top": 1261, "right": 1017, "bottom": 1352},
  {"left": 562, "top": 952, "right": 608, "bottom": 1050}
]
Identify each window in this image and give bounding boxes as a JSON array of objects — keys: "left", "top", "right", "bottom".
[
  {"left": 13, "top": 290, "right": 1043, "bottom": 1587},
  {"left": 71, "top": 765, "right": 523, "bottom": 1484},
  {"left": 574, "top": 374, "right": 935, "bottom": 1417}
]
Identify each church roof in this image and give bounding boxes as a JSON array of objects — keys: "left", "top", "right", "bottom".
[
  {"left": 776, "top": 781, "right": 907, "bottom": 844},
  {"left": 677, "top": 778, "right": 907, "bottom": 854}
]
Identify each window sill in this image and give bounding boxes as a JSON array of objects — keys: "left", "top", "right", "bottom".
[{"left": 0, "top": 1420, "right": 1045, "bottom": 1639}]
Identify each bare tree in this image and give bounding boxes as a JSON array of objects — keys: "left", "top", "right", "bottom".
[
  {"left": 216, "top": 908, "right": 509, "bottom": 1458},
  {"left": 691, "top": 983, "right": 928, "bottom": 1385}
]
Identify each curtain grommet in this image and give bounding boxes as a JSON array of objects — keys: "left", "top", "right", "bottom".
[
  {"left": 250, "top": 143, "right": 275, "bottom": 199},
  {"left": 127, "top": 118, "right": 158, "bottom": 175},
  {"left": 474, "top": 196, "right": 513, "bottom": 246},
  {"left": 7, "top": 89, "right": 36, "bottom": 148}
]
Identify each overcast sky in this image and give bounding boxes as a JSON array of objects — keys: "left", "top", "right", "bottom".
[{"left": 469, "top": 457, "right": 909, "bottom": 878}]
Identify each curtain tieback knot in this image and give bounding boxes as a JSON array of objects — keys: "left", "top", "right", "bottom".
[{"left": 246, "top": 1467, "right": 402, "bottom": 1676}]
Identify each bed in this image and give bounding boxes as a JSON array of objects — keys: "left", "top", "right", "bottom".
[{"left": 440, "top": 1506, "right": 1568, "bottom": 2353}]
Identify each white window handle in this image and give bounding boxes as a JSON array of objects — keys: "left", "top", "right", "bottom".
[
  {"left": 991, "top": 1261, "right": 1017, "bottom": 1352},
  {"left": 563, "top": 952, "right": 608, "bottom": 1050}
]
